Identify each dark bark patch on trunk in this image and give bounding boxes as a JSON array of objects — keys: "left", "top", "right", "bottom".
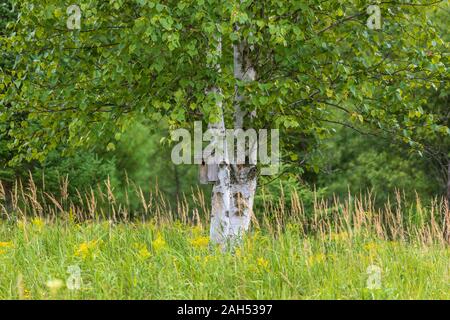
[
  {"left": 230, "top": 165, "right": 258, "bottom": 184},
  {"left": 233, "top": 192, "right": 248, "bottom": 217}
]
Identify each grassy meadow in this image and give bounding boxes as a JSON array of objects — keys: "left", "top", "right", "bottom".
[{"left": 0, "top": 178, "right": 449, "bottom": 300}]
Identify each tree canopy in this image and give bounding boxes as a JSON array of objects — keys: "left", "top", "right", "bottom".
[{"left": 1, "top": 0, "right": 448, "bottom": 170}]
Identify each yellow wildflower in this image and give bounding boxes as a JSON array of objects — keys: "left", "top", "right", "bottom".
[
  {"left": 75, "top": 240, "right": 100, "bottom": 259},
  {"left": 23, "top": 289, "right": 31, "bottom": 299},
  {"left": 152, "top": 233, "right": 167, "bottom": 252},
  {"left": 363, "top": 242, "right": 379, "bottom": 260},
  {"left": 364, "top": 242, "right": 378, "bottom": 252},
  {"left": 0, "top": 241, "right": 13, "bottom": 248},
  {"left": 31, "top": 217, "right": 45, "bottom": 231},
  {"left": 137, "top": 244, "right": 151, "bottom": 259},
  {"left": 307, "top": 253, "right": 326, "bottom": 266},
  {"left": 190, "top": 236, "right": 209, "bottom": 248},
  {"left": 0, "top": 241, "right": 13, "bottom": 254},
  {"left": 257, "top": 257, "right": 269, "bottom": 269}
]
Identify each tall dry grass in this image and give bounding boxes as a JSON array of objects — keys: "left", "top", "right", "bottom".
[{"left": 0, "top": 174, "right": 448, "bottom": 245}]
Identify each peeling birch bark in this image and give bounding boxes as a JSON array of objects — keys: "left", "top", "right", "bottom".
[
  {"left": 209, "top": 38, "right": 257, "bottom": 248},
  {"left": 205, "top": 35, "right": 234, "bottom": 246}
]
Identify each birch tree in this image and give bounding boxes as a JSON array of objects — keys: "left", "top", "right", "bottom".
[{"left": 1, "top": 0, "right": 448, "bottom": 246}]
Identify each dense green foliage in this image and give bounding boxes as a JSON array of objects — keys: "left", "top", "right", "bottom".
[
  {"left": 0, "top": 0, "right": 449, "bottom": 208},
  {"left": 318, "top": 127, "right": 443, "bottom": 204},
  {"left": 2, "top": 1, "right": 448, "bottom": 160}
]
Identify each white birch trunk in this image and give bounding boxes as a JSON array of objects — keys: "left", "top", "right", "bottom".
[{"left": 209, "top": 40, "right": 257, "bottom": 248}]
